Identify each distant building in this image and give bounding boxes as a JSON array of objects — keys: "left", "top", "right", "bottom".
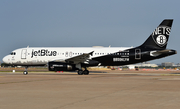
[
  {"left": 161, "top": 62, "right": 174, "bottom": 67},
  {"left": 126, "top": 63, "right": 158, "bottom": 69},
  {"left": 136, "top": 63, "right": 158, "bottom": 67},
  {"left": 177, "top": 63, "right": 180, "bottom": 66},
  {"left": 173, "top": 63, "right": 180, "bottom": 67}
]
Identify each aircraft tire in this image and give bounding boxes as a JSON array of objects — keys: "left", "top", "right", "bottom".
[
  {"left": 83, "top": 70, "right": 89, "bottom": 75},
  {"left": 78, "top": 70, "right": 84, "bottom": 75},
  {"left": 23, "top": 71, "right": 28, "bottom": 75}
]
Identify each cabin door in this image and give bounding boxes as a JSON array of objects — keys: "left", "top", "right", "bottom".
[
  {"left": 135, "top": 49, "right": 141, "bottom": 60},
  {"left": 21, "top": 49, "right": 27, "bottom": 59}
]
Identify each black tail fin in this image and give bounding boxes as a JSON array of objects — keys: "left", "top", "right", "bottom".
[{"left": 140, "top": 19, "right": 173, "bottom": 50}]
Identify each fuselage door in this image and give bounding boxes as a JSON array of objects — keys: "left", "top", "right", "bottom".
[
  {"left": 135, "top": 49, "right": 141, "bottom": 60},
  {"left": 21, "top": 49, "right": 27, "bottom": 59}
]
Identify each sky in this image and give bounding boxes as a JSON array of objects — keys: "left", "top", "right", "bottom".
[{"left": 0, "top": 0, "right": 180, "bottom": 64}]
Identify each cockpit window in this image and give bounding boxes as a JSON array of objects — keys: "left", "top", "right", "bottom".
[{"left": 10, "top": 52, "right": 16, "bottom": 55}]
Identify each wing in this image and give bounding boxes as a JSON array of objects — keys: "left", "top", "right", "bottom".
[{"left": 53, "top": 51, "right": 94, "bottom": 64}]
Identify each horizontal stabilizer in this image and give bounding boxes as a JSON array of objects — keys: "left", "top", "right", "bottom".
[{"left": 150, "top": 49, "right": 176, "bottom": 57}]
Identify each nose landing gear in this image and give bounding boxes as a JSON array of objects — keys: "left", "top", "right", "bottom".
[{"left": 23, "top": 66, "right": 28, "bottom": 75}]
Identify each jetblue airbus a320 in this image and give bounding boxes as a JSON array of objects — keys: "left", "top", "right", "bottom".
[{"left": 3, "top": 19, "right": 177, "bottom": 75}]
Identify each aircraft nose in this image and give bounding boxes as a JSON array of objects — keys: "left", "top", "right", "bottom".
[{"left": 3, "top": 56, "right": 9, "bottom": 64}]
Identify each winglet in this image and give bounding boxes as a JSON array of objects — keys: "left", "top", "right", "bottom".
[{"left": 89, "top": 51, "right": 94, "bottom": 56}]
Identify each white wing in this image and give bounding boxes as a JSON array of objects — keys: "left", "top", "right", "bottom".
[{"left": 53, "top": 51, "right": 94, "bottom": 64}]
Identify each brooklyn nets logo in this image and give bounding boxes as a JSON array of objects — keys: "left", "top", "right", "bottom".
[
  {"left": 152, "top": 26, "right": 171, "bottom": 47},
  {"left": 156, "top": 35, "right": 167, "bottom": 45}
]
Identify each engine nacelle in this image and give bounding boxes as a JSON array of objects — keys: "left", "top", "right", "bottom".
[{"left": 48, "top": 62, "right": 76, "bottom": 71}]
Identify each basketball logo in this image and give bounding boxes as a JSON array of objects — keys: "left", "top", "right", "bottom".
[
  {"left": 156, "top": 35, "right": 167, "bottom": 45},
  {"left": 152, "top": 26, "right": 171, "bottom": 47}
]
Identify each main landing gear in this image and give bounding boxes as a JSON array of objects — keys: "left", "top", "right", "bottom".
[
  {"left": 76, "top": 64, "right": 89, "bottom": 75},
  {"left": 77, "top": 69, "right": 89, "bottom": 75},
  {"left": 23, "top": 66, "right": 28, "bottom": 75}
]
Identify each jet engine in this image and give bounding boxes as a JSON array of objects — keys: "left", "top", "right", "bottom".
[{"left": 48, "top": 62, "right": 76, "bottom": 71}]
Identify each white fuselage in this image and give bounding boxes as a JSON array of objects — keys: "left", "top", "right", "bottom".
[{"left": 3, "top": 47, "right": 131, "bottom": 66}]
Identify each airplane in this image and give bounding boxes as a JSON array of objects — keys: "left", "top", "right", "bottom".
[{"left": 3, "top": 19, "right": 177, "bottom": 75}]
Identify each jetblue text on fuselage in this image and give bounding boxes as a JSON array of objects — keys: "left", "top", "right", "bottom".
[
  {"left": 31, "top": 49, "right": 57, "bottom": 58},
  {"left": 152, "top": 26, "right": 171, "bottom": 36}
]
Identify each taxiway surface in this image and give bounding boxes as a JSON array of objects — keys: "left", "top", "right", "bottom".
[{"left": 1, "top": 70, "right": 180, "bottom": 109}]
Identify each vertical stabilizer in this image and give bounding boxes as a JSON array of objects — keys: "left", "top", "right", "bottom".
[{"left": 140, "top": 19, "right": 173, "bottom": 50}]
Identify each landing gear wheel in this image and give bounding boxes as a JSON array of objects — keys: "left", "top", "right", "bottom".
[
  {"left": 23, "top": 71, "right": 28, "bottom": 75},
  {"left": 83, "top": 70, "right": 89, "bottom": 75},
  {"left": 78, "top": 70, "right": 84, "bottom": 75}
]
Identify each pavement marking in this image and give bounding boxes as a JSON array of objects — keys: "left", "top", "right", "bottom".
[{"left": 161, "top": 74, "right": 180, "bottom": 76}]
